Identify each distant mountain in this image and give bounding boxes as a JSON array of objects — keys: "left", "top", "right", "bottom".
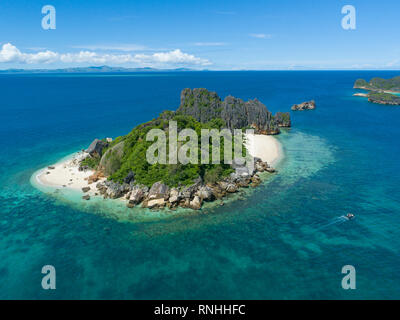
[{"left": 0, "top": 65, "right": 196, "bottom": 74}]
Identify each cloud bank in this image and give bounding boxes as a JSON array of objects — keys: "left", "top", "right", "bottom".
[{"left": 0, "top": 43, "right": 211, "bottom": 67}]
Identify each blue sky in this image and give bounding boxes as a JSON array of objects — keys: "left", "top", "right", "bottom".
[{"left": 0, "top": 0, "right": 399, "bottom": 70}]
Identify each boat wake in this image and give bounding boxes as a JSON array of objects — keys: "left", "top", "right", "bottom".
[{"left": 314, "top": 216, "right": 352, "bottom": 230}]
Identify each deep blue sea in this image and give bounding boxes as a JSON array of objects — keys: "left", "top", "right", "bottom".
[{"left": 1, "top": 71, "right": 400, "bottom": 299}]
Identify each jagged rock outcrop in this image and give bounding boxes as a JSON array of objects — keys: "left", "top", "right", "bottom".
[
  {"left": 178, "top": 88, "right": 222, "bottom": 123},
  {"left": 230, "top": 158, "right": 255, "bottom": 178},
  {"left": 291, "top": 100, "right": 316, "bottom": 111},
  {"left": 195, "top": 186, "right": 214, "bottom": 201},
  {"left": 169, "top": 188, "right": 180, "bottom": 204},
  {"left": 103, "top": 180, "right": 130, "bottom": 199},
  {"left": 86, "top": 139, "right": 108, "bottom": 157},
  {"left": 189, "top": 196, "right": 202, "bottom": 210},
  {"left": 128, "top": 186, "right": 146, "bottom": 205},
  {"left": 177, "top": 88, "right": 290, "bottom": 134},
  {"left": 148, "top": 181, "right": 169, "bottom": 200}
]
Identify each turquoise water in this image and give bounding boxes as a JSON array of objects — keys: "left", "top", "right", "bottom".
[{"left": 1, "top": 71, "right": 400, "bottom": 299}]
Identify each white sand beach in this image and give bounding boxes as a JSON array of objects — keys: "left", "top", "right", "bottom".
[
  {"left": 34, "top": 134, "right": 283, "bottom": 196},
  {"left": 245, "top": 133, "right": 283, "bottom": 166},
  {"left": 34, "top": 151, "right": 105, "bottom": 196},
  {"left": 353, "top": 93, "right": 368, "bottom": 97}
]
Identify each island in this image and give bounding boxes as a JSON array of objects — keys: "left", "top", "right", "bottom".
[
  {"left": 354, "top": 77, "right": 400, "bottom": 93},
  {"left": 291, "top": 100, "right": 316, "bottom": 111},
  {"left": 35, "top": 88, "right": 291, "bottom": 210},
  {"left": 353, "top": 77, "right": 400, "bottom": 105}
]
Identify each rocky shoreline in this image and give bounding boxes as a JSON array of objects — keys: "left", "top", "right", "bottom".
[
  {"left": 80, "top": 156, "right": 276, "bottom": 210},
  {"left": 353, "top": 91, "right": 400, "bottom": 105},
  {"left": 367, "top": 94, "right": 400, "bottom": 106}
]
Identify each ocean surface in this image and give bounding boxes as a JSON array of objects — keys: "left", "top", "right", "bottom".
[{"left": 1, "top": 71, "right": 400, "bottom": 299}]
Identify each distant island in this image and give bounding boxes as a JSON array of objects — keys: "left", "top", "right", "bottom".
[
  {"left": 35, "top": 88, "right": 291, "bottom": 210},
  {"left": 354, "top": 77, "right": 400, "bottom": 92},
  {"left": 354, "top": 77, "right": 400, "bottom": 105},
  {"left": 0, "top": 65, "right": 197, "bottom": 74}
]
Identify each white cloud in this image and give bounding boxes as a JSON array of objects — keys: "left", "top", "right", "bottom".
[
  {"left": 135, "top": 49, "right": 211, "bottom": 65},
  {"left": 249, "top": 33, "right": 272, "bottom": 39},
  {"left": 0, "top": 43, "right": 211, "bottom": 67},
  {"left": 0, "top": 43, "right": 59, "bottom": 64},
  {"left": 0, "top": 43, "right": 23, "bottom": 62}
]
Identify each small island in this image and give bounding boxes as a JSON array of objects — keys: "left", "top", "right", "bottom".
[
  {"left": 35, "top": 88, "right": 291, "bottom": 211},
  {"left": 291, "top": 100, "right": 316, "bottom": 111},
  {"left": 354, "top": 77, "right": 400, "bottom": 105}
]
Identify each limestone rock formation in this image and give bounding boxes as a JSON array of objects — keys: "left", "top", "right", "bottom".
[
  {"left": 169, "top": 188, "right": 180, "bottom": 203},
  {"left": 177, "top": 88, "right": 290, "bottom": 134},
  {"left": 128, "top": 186, "right": 145, "bottom": 205},
  {"left": 148, "top": 181, "right": 169, "bottom": 200},
  {"left": 189, "top": 196, "right": 202, "bottom": 210},
  {"left": 291, "top": 100, "right": 316, "bottom": 111},
  {"left": 86, "top": 139, "right": 108, "bottom": 157},
  {"left": 195, "top": 186, "right": 214, "bottom": 201}
]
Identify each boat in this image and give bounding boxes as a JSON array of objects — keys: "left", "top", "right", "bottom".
[{"left": 346, "top": 213, "right": 355, "bottom": 220}]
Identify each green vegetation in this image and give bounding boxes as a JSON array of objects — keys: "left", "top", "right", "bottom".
[
  {"left": 354, "top": 79, "right": 369, "bottom": 88},
  {"left": 281, "top": 113, "right": 289, "bottom": 121},
  {"left": 102, "top": 143, "right": 124, "bottom": 175},
  {"left": 354, "top": 76, "right": 400, "bottom": 92},
  {"left": 203, "top": 165, "right": 225, "bottom": 184},
  {"left": 98, "top": 112, "right": 240, "bottom": 187},
  {"left": 80, "top": 155, "right": 100, "bottom": 169},
  {"left": 368, "top": 92, "right": 400, "bottom": 104}
]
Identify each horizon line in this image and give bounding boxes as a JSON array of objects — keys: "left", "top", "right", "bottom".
[{"left": 1, "top": 66, "right": 400, "bottom": 72}]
